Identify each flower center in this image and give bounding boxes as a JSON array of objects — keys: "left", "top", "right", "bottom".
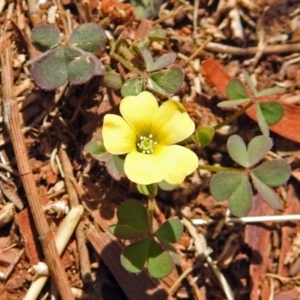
[{"left": 137, "top": 134, "right": 157, "bottom": 154}]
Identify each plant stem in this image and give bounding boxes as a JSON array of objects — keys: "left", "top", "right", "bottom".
[
  {"left": 198, "top": 164, "right": 243, "bottom": 173},
  {"left": 111, "top": 52, "right": 145, "bottom": 77},
  {"left": 0, "top": 38, "right": 74, "bottom": 300},
  {"left": 214, "top": 101, "right": 254, "bottom": 130},
  {"left": 147, "top": 197, "right": 155, "bottom": 234}
]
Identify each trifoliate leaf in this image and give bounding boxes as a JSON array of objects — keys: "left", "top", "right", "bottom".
[{"left": 155, "top": 217, "right": 183, "bottom": 243}]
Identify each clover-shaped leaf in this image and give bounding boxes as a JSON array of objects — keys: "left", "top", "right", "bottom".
[
  {"left": 259, "top": 102, "right": 284, "bottom": 125},
  {"left": 256, "top": 103, "right": 270, "bottom": 136},
  {"left": 103, "top": 71, "right": 123, "bottom": 90},
  {"left": 242, "top": 69, "right": 257, "bottom": 94},
  {"left": 67, "top": 53, "right": 96, "bottom": 85},
  {"left": 84, "top": 139, "right": 109, "bottom": 161},
  {"left": 148, "top": 65, "right": 184, "bottom": 96},
  {"left": 109, "top": 200, "right": 150, "bottom": 240},
  {"left": 226, "top": 78, "right": 250, "bottom": 100},
  {"left": 139, "top": 47, "right": 154, "bottom": 71},
  {"left": 210, "top": 172, "right": 252, "bottom": 216},
  {"left": 250, "top": 175, "right": 282, "bottom": 210},
  {"left": 147, "top": 239, "right": 174, "bottom": 278},
  {"left": 69, "top": 23, "right": 106, "bottom": 52},
  {"left": 251, "top": 160, "right": 291, "bottom": 187},
  {"left": 155, "top": 217, "right": 183, "bottom": 243},
  {"left": 149, "top": 52, "right": 176, "bottom": 72},
  {"left": 105, "top": 154, "right": 125, "bottom": 181},
  {"left": 255, "top": 86, "right": 284, "bottom": 98},
  {"left": 30, "top": 47, "right": 68, "bottom": 90},
  {"left": 227, "top": 135, "right": 272, "bottom": 168},
  {"left": 121, "top": 77, "right": 144, "bottom": 97},
  {"left": 121, "top": 238, "right": 151, "bottom": 273},
  {"left": 31, "top": 25, "right": 61, "bottom": 52}
]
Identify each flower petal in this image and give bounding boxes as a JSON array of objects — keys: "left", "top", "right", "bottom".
[
  {"left": 120, "top": 91, "right": 159, "bottom": 135},
  {"left": 157, "top": 145, "right": 198, "bottom": 184},
  {"left": 102, "top": 114, "right": 136, "bottom": 154},
  {"left": 124, "top": 151, "right": 164, "bottom": 185},
  {"left": 124, "top": 145, "right": 198, "bottom": 185},
  {"left": 150, "top": 100, "right": 195, "bottom": 145}
]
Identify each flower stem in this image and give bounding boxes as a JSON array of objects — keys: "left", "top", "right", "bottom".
[
  {"left": 214, "top": 101, "right": 254, "bottom": 130},
  {"left": 198, "top": 164, "right": 243, "bottom": 173},
  {"left": 147, "top": 197, "right": 155, "bottom": 234}
]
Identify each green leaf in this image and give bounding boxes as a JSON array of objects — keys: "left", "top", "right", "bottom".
[
  {"left": 155, "top": 217, "right": 183, "bottom": 243},
  {"left": 147, "top": 239, "right": 174, "bottom": 278},
  {"left": 210, "top": 172, "right": 244, "bottom": 201},
  {"left": 131, "top": 0, "right": 164, "bottom": 20},
  {"left": 148, "top": 65, "right": 184, "bottom": 96},
  {"left": 255, "top": 86, "right": 284, "bottom": 98},
  {"left": 121, "top": 238, "right": 152, "bottom": 273},
  {"left": 256, "top": 103, "right": 270, "bottom": 136},
  {"left": 194, "top": 125, "right": 215, "bottom": 147},
  {"left": 121, "top": 77, "right": 144, "bottom": 97},
  {"left": 259, "top": 102, "right": 284, "bottom": 125},
  {"left": 105, "top": 155, "right": 125, "bottom": 181},
  {"left": 69, "top": 23, "right": 106, "bottom": 52},
  {"left": 67, "top": 54, "right": 96, "bottom": 85},
  {"left": 84, "top": 140, "right": 109, "bottom": 161},
  {"left": 211, "top": 172, "right": 253, "bottom": 216},
  {"left": 227, "top": 135, "right": 248, "bottom": 167},
  {"left": 227, "top": 135, "right": 272, "bottom": 168},
  {"left": 247, "top": 135, "right": 273, "bottom": 167},
  {"left": 109, "top": 224, "right": 148, "bottom": 239},
  {"left": 226, "top": 78, "right": 250, "bottom": 100},
  {"left": 251, "top": 160, "right": 291, "bottom": 187},
  {"left": 116, "top": 200, "right": 150, "bottom": 233},
  {"left": 31, "top": 24, "right": 60, "bottom": 52},
  {"left": 103, "top": 71, "right": 123, "bottom": 90},
  {"left": 30, "top": 47, "right": 68, "bottom": 90},
  {"left": 250, "top": 174, "right": 282, "bottom": 210},
  {"left": 217, "top": 99, "right": 250, "bottom": 108},
  {"left": 228, "top": 174, "right": 253, "bottom": 217},
  {"left": 139, "top": 47, "right": 154, "bottom": 71},
  {"left": 158, "top": 240, "right": 180, "bottom": 265},
  {"left": 242, "top": 70, "right": 257, "bottom": 95},
  {"left": 149, "top": 52, "right": 176, "bottom": 72}
]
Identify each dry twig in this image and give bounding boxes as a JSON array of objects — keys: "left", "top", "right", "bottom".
[{"left": 0, "top": 36, "right": 74, "bottom": 300}]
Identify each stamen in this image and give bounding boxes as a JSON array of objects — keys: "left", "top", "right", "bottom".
[{"left": 137, "top": 134, "right": 156, "bottom": 154}]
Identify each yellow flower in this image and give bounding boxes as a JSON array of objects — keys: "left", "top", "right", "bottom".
[{"left": 102, "top": 91, "right": 198, "bottom": 185}]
